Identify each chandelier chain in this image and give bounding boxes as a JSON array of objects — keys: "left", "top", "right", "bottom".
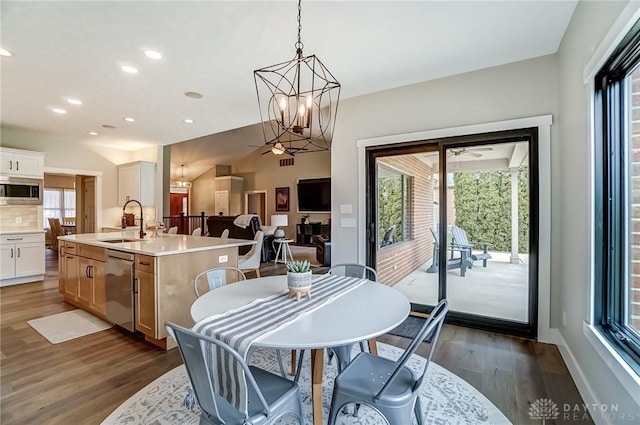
[{"left": 295, "top": 0, "right": 303, "bottom": 51}]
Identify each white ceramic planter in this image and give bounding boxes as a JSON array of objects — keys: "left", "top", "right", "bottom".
[{"left": 287, "top": 271, "right": 312, "bottom": 289}]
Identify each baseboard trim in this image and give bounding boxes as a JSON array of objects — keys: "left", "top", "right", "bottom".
[{"left": 549, "top": 328, "right": 611, "bottom": 425}]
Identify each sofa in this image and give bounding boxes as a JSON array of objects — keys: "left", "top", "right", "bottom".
[{"left": 206, "top": 215, "right": 275, "bottom": 262}]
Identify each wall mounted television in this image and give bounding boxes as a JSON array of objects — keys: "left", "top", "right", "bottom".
[{"left": 297, "top": 177, "right": 331, "bottom": 212}]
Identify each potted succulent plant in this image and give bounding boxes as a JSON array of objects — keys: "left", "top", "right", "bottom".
[{"left": 286, "top": 260, "right": 312, "bottom": 301}]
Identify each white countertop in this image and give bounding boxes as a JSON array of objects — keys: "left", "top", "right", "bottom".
[
  {"left": 0, "top": 229, "right": 47, "bottom": 235},
  {"left": 58, "top": 232, "right": 255, "bottom": 257}
]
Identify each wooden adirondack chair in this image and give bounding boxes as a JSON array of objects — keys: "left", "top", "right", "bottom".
[
  {"left": 450, "top": 226, "right": 492, "bottom": 268},
  {"left": 426, "top": 227, "right": 469, "bottom": 277}
]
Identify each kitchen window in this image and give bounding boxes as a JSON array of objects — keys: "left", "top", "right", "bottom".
[
  {"left": 43, "top": 188, "right": 75, "bottom": 223},
  {"left": 594, "top": 18, "right": 640, "bottom": 374}
]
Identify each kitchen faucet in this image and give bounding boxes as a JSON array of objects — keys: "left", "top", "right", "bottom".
[{"left": 122, "top": 199, "right": 146, "bottom": 239}]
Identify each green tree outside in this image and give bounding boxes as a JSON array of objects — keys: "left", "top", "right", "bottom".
[{"left": 453, "top": 168, "right": 529, "bottom": 253}]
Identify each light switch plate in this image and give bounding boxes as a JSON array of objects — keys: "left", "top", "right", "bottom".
[
  {"left": 340, "top": 204, "right": 353, "bottom": 214},
  {"left": 218, "top": 255, "right": 228, "bottom": 263},
  {"left": 340, "top": 218, "right": 356, "bottom": 228}
]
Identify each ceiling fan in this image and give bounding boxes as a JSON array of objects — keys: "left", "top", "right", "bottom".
[
  {"left": 249, "top": 142, "right": 309, "bottom": 156},
  {"left": 447, "top": 147, "right": 493, "bottom": 158}
]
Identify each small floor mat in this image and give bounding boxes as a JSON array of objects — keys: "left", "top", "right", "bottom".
[
  {"left": 28, "top": 309, "right": 112, "bottom": 344},
  {"left": 387, "top": 315, "right": 426, "bottom": 339}
]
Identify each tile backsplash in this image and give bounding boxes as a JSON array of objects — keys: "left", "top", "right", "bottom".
[{"left": 0, "top": 206, "right": 42, "bottom": 231}]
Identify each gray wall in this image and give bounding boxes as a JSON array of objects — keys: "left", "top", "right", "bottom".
[
  {"left": 556, "top": 0, "right": 639, "bottom": 418},
  {"left": 331, "top": 53, "right": 559, "bottom": 307},
  {"left": 330, "top": 1, "right": 640, "bottom": 419}
]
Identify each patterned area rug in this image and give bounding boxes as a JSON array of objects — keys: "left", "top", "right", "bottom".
[
  {"left": 101, "top": 342, "right": 511, "bottom": 425},
  {"left": 27, "top": 309, "right": 112, "bottom": 344}
]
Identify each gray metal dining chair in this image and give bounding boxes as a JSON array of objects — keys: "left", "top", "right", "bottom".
[
  {"left": 166, "top": 323, "right": 304, "bottom": 425},
  {"left": 193, "top": 266, "right": 286, "bottom": 377},
  {"left": 193, "top": 266, "right": 246, "bottom": 298},
  {"left": 326, "top": 263, "right": 379, "bottom": 371},
  {"left": 327, "top": 299, "right": 449, "bottom": 425}
]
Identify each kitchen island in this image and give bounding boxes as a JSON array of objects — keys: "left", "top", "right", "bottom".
[{"left": 57, "top": 232, "right": 254, "bottom": 349}]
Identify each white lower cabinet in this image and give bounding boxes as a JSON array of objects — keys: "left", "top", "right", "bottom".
[{"left": 0, "top": 233, "right": 45, "bottom": 285}]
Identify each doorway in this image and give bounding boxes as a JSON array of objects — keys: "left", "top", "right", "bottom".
[
  {"left": 367, "top": 128, "right": 538, "bottom": 338},
  {"left": 245, "top": 190, "right": 267, "bottom": 226},
  {"left": 170, "top": 192, "right": 188, "bottom": 216}
]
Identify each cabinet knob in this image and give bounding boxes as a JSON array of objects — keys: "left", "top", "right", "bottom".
[
  {"left": 16, "top": 161, "right": 19, "bottom": 171},
  {"left": 9, "top": 160, "right": 12, "bottom": 170},
  {"left": 10, "top": 248, "right": 14, "bottom": 258},
  {"left": 17, "top": 248, "right": 20, "bottom": 257}
]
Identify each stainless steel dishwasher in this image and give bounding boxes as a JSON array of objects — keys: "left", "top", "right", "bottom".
[{"left": 105, "top": 249, "right": 136, "bottom": 332}]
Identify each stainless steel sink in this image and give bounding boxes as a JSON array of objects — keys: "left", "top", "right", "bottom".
[{"left": 100, "top": 239, "right": 142, "bottom": 243}]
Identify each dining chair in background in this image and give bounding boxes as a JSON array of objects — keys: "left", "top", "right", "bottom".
[
  {"left": 48, "top": 217, "right": 64, "bottom": 251},
  {"left": 191, "top": 227, "right": 202, "bottom": 236},
  {"left": 294, "top": 264, "right": 380, "bottom": 381},
  {"left": 166, "top": 323, "right": 304, "bottom": 425},
  {"left": 192, "top": 265, "right": 286, "bottom": 377},
  {"left": 193, "top": 266, "right": 246, "bottom": 298},
  {"left": 325, "top": 263, "right": 379, "bottom": 370},
  {"left": 167, "top": 226, "right": 178, "bottom": 234},
  {"left": 328, "top": 299, "right": 449, "bottom": 425},
  {"left": 220, "top": 228, "right": 229, "bottom": 238},
  {"left": 238, "top": 230, "right": 264, "bottom": 278}
]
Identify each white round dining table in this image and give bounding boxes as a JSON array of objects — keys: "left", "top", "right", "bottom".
[{"left": 190, "top": 274, "right": 410, "bottom": 425}]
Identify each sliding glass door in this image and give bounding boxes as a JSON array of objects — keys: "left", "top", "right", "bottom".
[{"left": 367, "top": 128, "right": 538, "bottom": 338}]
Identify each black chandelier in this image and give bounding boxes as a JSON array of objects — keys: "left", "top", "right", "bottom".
[{"left": 254, "top": 0, "right": 341, "bottom": 156}]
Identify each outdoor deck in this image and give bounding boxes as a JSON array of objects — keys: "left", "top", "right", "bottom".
[{"left": 392, "top": 251, "right": 529, "bottom": 322}]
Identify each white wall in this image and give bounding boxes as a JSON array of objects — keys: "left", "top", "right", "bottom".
[
  {"left": 556, "top": 0, "right": 640, "bottom": 419},
  {"left": 0, "top": 128, "right": 158, "bottom": 228}
]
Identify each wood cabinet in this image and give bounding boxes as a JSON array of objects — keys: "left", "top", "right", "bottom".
[
  {"left": 118, "top": 161, "right": 156, "bottom": 206},
  {"left": 62, "top": 253, "right": 79, "bottom": 300},
  {"left": 135, "top": 254, "right": 156, "bottom": 338},
  {"left": 0, "top": 147, "right": 44, "bottom": 178},
  {"left": 0, "top": 233, "right": 45, "bottom": 285},
  {"left": 58, "top": 240, "right": 240, "bottom": 349},
  {"left": 78, "top": 257, "right": 105, "bottom": 314},
  {"left": 60, "top": 241, "right": 105, "bottom": 316}
]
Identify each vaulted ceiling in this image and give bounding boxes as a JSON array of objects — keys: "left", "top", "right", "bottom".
[{"left": 1, "top": 1, "right": 577, "bottom": 180}]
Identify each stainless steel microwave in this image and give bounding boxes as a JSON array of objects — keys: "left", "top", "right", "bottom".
[{"left": 0, "top": 176, "right": 43, "bottom": 205}]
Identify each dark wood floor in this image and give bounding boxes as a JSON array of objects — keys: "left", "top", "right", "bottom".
[{"left": 0, "top": 249, "right": 591, "bottom": 425}]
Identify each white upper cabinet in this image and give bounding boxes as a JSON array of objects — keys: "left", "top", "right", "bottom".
[
  {"left": 118, "top": 161, "right": 156, "bottom": 206},
  {"left": 0, "top": 148, "right": 44, "bottom": 178}
]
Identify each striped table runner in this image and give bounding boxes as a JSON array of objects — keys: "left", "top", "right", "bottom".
[{"left": 192, "top": 274, "right": 367, "bottom": 415}]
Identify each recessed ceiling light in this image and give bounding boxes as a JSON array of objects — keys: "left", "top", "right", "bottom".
[
  {"left": 0, "top": 48, "right": 12, "bottom": 57},
  {"left": 88, "top": 132, "right": 98, "bottom": 136},
  {"left": 184, "top": 119, "right": 195, "bottom": 124},
  {"left": 144, "top": 50, "right": 162, "bottom": 59},
  {"left": 121, "top": 65, "right": 138, "bottom": 74},
  {"left": 124, "top": 117, "right": 135, "bottom": 122},
  {"left": 52, "top": 108, "right": 67, "bottom": 114},
  {"left": 67, "top": 98, "right": 82, "bottom": 105},
  {"left": 184, "top": 91, "right": 203, "bottom": 99},
  {"left": 102, "top": 124, "right": 116, "bottom": 129}
]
